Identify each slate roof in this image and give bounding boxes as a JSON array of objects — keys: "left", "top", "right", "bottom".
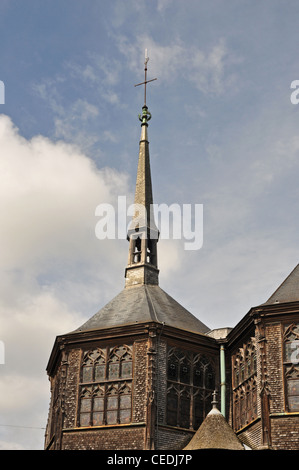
[
  {"left": 263, "top": 263, "right": 299, "bottom": 305},
  {"left": 71, "top": 284, "right": 210, "bottom": 335},
  {"left": 184, "top": 407, "right": 244, "bottom": 450}
]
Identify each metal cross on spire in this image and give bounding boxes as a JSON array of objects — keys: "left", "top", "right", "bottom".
[{"left": 134, "top": 49, "right": 157, "bottom": 124}]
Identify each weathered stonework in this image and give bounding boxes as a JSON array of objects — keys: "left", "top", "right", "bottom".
[
  {"left": 62, "top": 426, "right": 146, "bottom": 450},
  {"left": 132, "top": 340, "right": 148, "bottom": 424}
]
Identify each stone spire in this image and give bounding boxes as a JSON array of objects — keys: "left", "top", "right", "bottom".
[
  {"left": 125, "top": 52, "right": 159, "bottom": 287},
  {"left": 70, "top": 52, "right": 209, "bottom": 336}
]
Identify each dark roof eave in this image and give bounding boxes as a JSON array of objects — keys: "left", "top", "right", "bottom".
[
  {"left": 46, "top": 320, "right": 218, "bottom": 377},
  {"left": 227, "top": 300, "right": 299, "bottom": 348}
]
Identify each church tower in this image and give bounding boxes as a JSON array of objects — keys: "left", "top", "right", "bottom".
[{"left": 44, "top": 54, "right": 219, "bottom": 450}]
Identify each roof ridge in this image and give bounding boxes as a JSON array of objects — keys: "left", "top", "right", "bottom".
[{"left": 144, "top": 285, "right": 163, "bottom": 324}]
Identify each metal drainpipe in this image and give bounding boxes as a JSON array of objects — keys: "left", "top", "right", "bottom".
[{"left": 220, "top": 344, "right": 226, "bottom": 417}]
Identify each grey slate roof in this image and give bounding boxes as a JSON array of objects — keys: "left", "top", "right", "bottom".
[
  {"left": 72, "top": 284, "right": 210, "bottom": 335},
  {"left": 184, "top": 407, "right": 244, "bottom": 450},
  {"left": 264, "top": 263, "right": 299, "bottom": 305}
]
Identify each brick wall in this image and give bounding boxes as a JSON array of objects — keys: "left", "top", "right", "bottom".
[
  {"left": 132, "top": 339, "right": 148, "bottom": 423},
  {"left": 63, "top": 349, "right": 81, "bottom": 428},
  {"left": 271, "top": 416, "right": 299, "bottom": 450},
  {"left": 266, "top": 322, "right": 284, "bottom": 414},
  {"left": 62, "top": 427, "right": 146, "bottom": 450},
  {"left": 156, "top": 338, "right": 167, "bottom": 428}
]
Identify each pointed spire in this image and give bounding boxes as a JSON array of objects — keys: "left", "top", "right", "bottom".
[{"left": 125, "top": 52, "right": 159, "bottom": 288}]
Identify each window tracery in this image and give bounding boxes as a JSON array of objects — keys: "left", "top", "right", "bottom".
[
  {"left": 232, "top": 337, "right": 257, "bottom": 431},
  {"left": 283, "top": 322, "right": 299, "bottom": 412},
  {"left": 166, "top": 347, "right": 215, "bottom": 430},
  {"left": 79, "top": 345, "right": 133, "bottom": 427}
]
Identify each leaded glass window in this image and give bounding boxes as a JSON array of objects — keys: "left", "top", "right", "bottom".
[
  {"left": 166, "top": 386, "right": 178, "bottom": 426},
  {"left": 79, "top": 344, "right": 133, "bottom": 427},
  {"left": 232, "top": 337, "right": 257, "bottom": 431},
  {"left": 166, "top": 347, "right": 216, "bottom": 430},
  {"left": 283, "top": 323, "right": 299, "bottom": 412},
  {"left": 108, "top": 345, "right": 133, "bottom": 380}
]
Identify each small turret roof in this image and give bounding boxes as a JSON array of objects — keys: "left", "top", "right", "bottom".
[{"left": 184, "top": 406, "right": 244, "bottom": 450}]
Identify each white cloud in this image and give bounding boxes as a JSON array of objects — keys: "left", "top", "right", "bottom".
[
  {"left": 35, "top": 82, "right": 102, "bottom": 152},
  {"left": 53, "top": 98, "right": 100, "bottom": 149},
  {"left": 66, "top": 55, "right": 122, "bottom": 90},
  {"left": 0, "top": 114, "right": 131, "bottom": 448},
  {"left": 156, "top": 0, "right": 173, "bottom": 12},
  {"left": 0, "top": 115, "right": 127, "bottom": 268}
]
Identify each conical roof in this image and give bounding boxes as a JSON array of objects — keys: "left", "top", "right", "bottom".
[
  {"left": 71, "top": 284, "right": 210, "bottom": 335},
  {"left": 184, "top": 407, "right": 244, "bottom": 450},
  {"left": 264, "top": 263, "right": 299, "bottom": 305}
]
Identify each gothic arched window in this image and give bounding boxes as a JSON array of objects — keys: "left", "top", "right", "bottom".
[
  {"left": 79, "top": 344, "right": 133, "bottom": 427},
  {"left": 232, "top": 338, "right": 257, "bottom": 431},
  {"left": 108, "top": 345, "right": 133, "bottom": 380},
  {"left": 82, "top": 348, "right": 106, "bottom": 383},
  {"left": 166, "top": 347, "right": 216, "bottom": 430},
  {"left": 166, "top": 385, "right": 179, "bottom": 427},
  {"left": 283, "top": 323, "right": 299, "bottom": 412}
]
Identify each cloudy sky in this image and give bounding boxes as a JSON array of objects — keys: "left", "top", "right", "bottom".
[{"left": 1, "top": 0, "right": 299, "bottom": 449}]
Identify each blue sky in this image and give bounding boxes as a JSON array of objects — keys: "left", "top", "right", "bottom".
[{"left": 1, "top": 0, "right": 299, "bottom": 449}]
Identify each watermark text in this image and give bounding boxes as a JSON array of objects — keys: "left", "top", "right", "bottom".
[
  {"left": 0, "top": 341, "right": 5, "bottom": 365},
  {"left": 95, "top": 196, "right": 203, "bottom": 251},
  {"left": 290, "top": 80, "right": 299, "bottom": 104},
  {"left": 290, "top": 340, "right": 299, "bottom": 364},
  {"left": 0, "top": 81, "right": 4, "bottom": 104}
]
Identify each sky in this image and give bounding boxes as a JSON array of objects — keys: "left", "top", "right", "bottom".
[{"left": 1, "top": 0, "right": 299, "bottom": 450}]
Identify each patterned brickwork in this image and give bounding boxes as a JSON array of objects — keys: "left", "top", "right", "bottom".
[
  {"left": 62, "top": 427, "right": 145, "bottom": 450},
  {"left": 265, "top": 322, "right": 284, "bottom": 414},
  {"left": 63, "top": 349, "right": 81, "bottom": 429},
  {"left": 271, "top": 416, "right": 299, "bottom": 450},
  {"left": 132, "top": 340, "right": 148, "bottom": 423}
]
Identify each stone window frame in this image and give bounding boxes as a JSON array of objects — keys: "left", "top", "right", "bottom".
[{"left": 78, "top": 344, "right": 133, "bottom": 427}]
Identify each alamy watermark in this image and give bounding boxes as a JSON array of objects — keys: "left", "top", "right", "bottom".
[
  {"left": 0, "top": 81, "right": 4, "bottom": 104},
  {"left": 290, "top": 340, "right": 299, "bottom": 364},
  {"left": 0, "top": 341, "right": 4, "bottom": 365},
  {"left": 290, "top": 80, "right": 299, "bottom": 104},
  {"left": 95, "top": 196, "right": 203, "bottom": 250}
]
